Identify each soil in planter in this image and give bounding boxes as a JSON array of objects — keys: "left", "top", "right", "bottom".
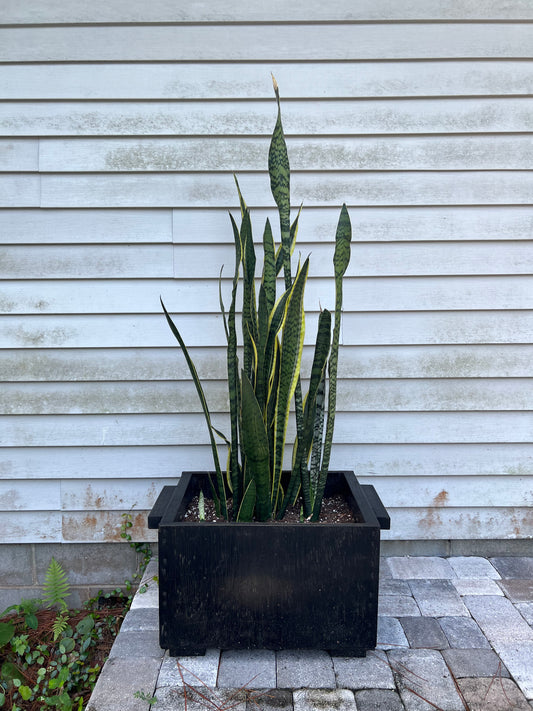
[{"left": 183, "top": 494, "right": 361, "bottom": 524}]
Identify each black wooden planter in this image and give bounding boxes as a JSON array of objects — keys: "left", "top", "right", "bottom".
[{"left": 148, "top": 471, "right": 390, "bottom": 656}]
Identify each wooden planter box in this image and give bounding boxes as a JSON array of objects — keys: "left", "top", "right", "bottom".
[{"left": 148, "top": 471, "right": 390, "bottom": 656}]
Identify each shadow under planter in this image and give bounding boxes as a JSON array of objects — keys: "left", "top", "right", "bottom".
[{"left": 148, "top": 471, "right": 390, "bottom": 656}]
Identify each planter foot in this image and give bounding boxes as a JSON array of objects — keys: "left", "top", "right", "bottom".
[
  {"left": 168, "top": 647, "right": 208, "bottom": 657},
  {"left": 329, "top": 648, "right": 367, "bottom": 657}
]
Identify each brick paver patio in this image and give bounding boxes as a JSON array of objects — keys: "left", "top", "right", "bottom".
[{"left": 88, "top": 556, "right": 533, "bottom": 710}]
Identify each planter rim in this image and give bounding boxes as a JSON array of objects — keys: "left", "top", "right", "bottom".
[{"left": 150, "top": 470, "right": 390, "bottom": 531}]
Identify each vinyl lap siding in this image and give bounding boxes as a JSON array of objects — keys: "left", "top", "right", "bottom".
[{"left": 0, "top": 1, "right": 532, "bottom": 543}]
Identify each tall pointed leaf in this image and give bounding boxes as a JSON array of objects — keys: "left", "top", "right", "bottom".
[
  {"left": 275, "top": 205, "right": 302, "bottom": 277},
  {"left": 241, "top": 209, "right": 258, "bottom": 380},
  {"left": 240, "top": 372, "right": 272, "bottom": 521},
  {"left": 236, "top": 479, "right": 256, "bottom": 522},
  {"left": 227, "top": 213, "right": 243, "bottom": 507},
  {"left": 161, "top": 297, "right": 228, "bottom": 519},
  {"left": 311, "top": 204, "right": 352, "bottom": 520},
  {"left": 269, "top": 75, "right": 291, "bottom": 290},
  {"left": 271, "top": 257, "right": 309, "bottom": 513},
  {"left": 278, "top": 308, "right": 331, "bottom": 518},
  {"left": 262, "top": 218, "right": 277, "bottom": 314}
]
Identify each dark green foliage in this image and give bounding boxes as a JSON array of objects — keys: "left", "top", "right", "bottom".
[
  {"left": 162, "top": 78, "right": 351, "bottom": 521},
  {"left": 0, "top": 560, "right": 130, "bottom": 711}
]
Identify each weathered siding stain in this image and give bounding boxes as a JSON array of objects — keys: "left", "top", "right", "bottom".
[{"left": 1, "top": 4, "right": 532, "bottom": 544}]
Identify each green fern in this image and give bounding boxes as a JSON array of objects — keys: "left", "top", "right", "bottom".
[
  {"left": 51, "top": 611, "right": 69, "bottom": 641},
  {"left": 43, "top": 558, "right": 70, "bottom": 613}
]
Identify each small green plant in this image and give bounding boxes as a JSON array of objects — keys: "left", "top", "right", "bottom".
[
  {"left": 43, "top": 558, "right": 71, "bottom": 641},
  {"left": 134, "top": 689, "right": 158, "bottom": 706},
  {"left": 0, "top": 559, "right": 129, "bottom": 711},
  {"left": 119, "top": 512, "right": 154, "bottom": 592},
  {"left": 161, "top": 76, "right": 351, "bottom": 522},
  {"left": 198, "top": 490, "right": 206, "bottom": 521}
]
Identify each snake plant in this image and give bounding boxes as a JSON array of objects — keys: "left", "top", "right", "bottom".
[{"left": 162, "top": 77, "right": 352, "bottom": 521}]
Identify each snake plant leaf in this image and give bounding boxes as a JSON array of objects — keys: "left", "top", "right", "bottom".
[
  {"left": 303, "top": 308, "right": 332, "bottom": 448},
  {"left": 233, "top": 174, "right": 248, "bottom": 217},
  {"left": 255, "top": 284, "right": 270, "bottom": 411},
  {"left": 309, "top": 370, "right": 326, "bottom": 502},
  {"left": 161, "top": 297, "right": 228, "bottom": 519},
  {"left": 333, "top": 203, "right": 352, "bottom": 279},
  {"left": 311, "top": 204, "right": 352, "bottom": 520},
  {"left": 218, "top": 266, "right": 229, "bottom": 340},
  {"left": 227, "top": 213, "right": 243, "bottom": 505},
  {"left": 269, "top": 75, "right": 291, "bottom": 289},
  {"left": 262, "top": 218, "right": 277, "bottom": 314},
  {"left": 241, "top": 208, "right": 258, "bottom": 379},
  {"left": 236, "top": 479, "right": 256, "bottom": 522},
  {"left": 240, "top": 371, "right": 272, "bottom": 521},
  {"left": 271, "top": 257, "right": 309, "bottom": 513},
  {"left": 275, "top": 204, "right": 302, "bottom": 277},
  {"left": 278, "top": 307, "right": 331, "bottom": 517}
]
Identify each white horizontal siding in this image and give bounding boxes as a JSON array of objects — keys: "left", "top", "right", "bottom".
[
  {"left": 1, "top": 475, "right": 530, "bottom": 511},
  {"left": 3, "top": 345, "right": 533, "bottom": 383},
  {"left": 1, "top": 206, "right": 532, "bottom": 245},
  {"left": 172, "top": 207, "right": 533, "bottom": 243},
  {"left": 4, "top": 411, "right": 533, "bottom": 447},
  {"left": 4, "top": 0, "right": 533, "bottom": 23},
  {"left": 4, "top": 241, "right": 533, "bottom": 280},
  {"left": 1, "top": 24, "right": 531, "bottom": 62},
  {"left": 1, "top": 7, "right": 532, "bottom": 544},
  {"left": 35, "top": 172, "right": 533, "bottom": 209},
  {"left": 4, "top": 378, "right": 533, "bottom": 415},
  {"left": 3, "top": 311, "right": 533, "bottom": 349},
  {"left": 3, "top": 443, "right": 532, "bottom": 479},
  {"left": 2, "top": 98, "right": 532, "bottom": 136},
  {"left": 38, "top": 135, "right": 533, "bottom": 172},
  {"left": 2, "top": 61, "right": 533, "bottom": 100},
  {"left": 4, "top": 276, "right": 533, "bottom": 314}
]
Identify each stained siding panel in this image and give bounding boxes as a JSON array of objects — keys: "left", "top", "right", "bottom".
[
  {"left": 1, "top": 7, "right": 532, "bottom": 544},
  {"left": 2, "top": 61, "right": 533, "bottom": 100},
  {"left": 3, "top": 276, "right": 533, "bottom": 315},
  {"left": 4, "top": 378, "right": 533, "bottom": 415},
  {"left": 3, "top": 99, "right": 532, "bottom": 136},
  {"left": 3, "top": 311, "right": 533, "bottom": 349},
  {"left": 4, "top": 344, "right": 533, "bottom": 382},
  {"left": 39, "top": 136, "right": 533, "bottom": 172},
  {"left": 39, "top": 172, "right": 533, "bottom": 208}
]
